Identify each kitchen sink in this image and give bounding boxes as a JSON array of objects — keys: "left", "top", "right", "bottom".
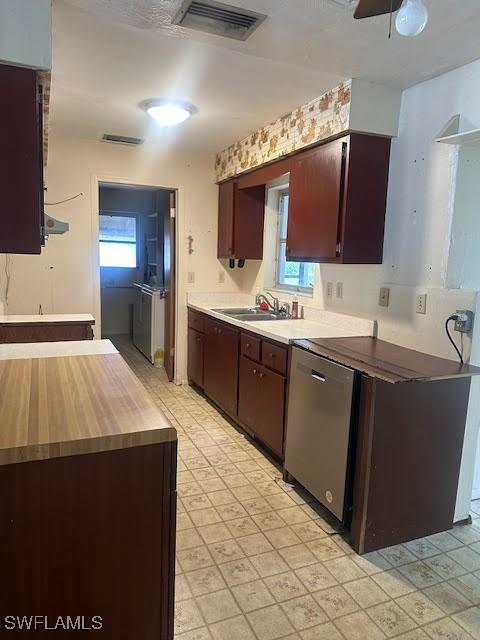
[
  {"left": 213, "top": 308, "right": 287, "bottom": 322},
  {"left": 231, "top": 313, "right": 284, "bottom": 321},
  {"left": 212, "top": 307, "right": 258, "bottom": 314}
]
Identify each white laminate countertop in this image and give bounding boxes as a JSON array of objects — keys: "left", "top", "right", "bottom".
[
  {"left": 188, "top": 302, "right": 375, "bottom": 344},
  {"left": 0, "top": 339, "right": 118, "bottom": 361},
  {"left": 0, "top": 313, "right": 95, "bottom": 324}
]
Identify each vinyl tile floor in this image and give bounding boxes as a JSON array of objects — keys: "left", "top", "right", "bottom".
[{"left": 112, "top": 335, "right": 480, "bottom": 640}]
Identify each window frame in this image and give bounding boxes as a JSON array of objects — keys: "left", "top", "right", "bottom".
[
  {"left": 274, "top": 190, "right": 314, "bottom": 294},
  {"left": 99, "top": 213, "right": 139, "bottom": 269}
]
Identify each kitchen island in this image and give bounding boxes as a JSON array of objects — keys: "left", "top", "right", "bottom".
[{"left": 0, "top": 341, "right": 177, "bottom": 638}]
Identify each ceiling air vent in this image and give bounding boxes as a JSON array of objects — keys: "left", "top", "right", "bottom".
[
  {"left": 102, "top": 134, "right": 144, "bottom": 146},
  {"left": 173, "top": 0, "right": 267, "bottom": 41}
]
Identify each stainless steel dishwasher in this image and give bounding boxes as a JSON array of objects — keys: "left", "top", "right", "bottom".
[{"left": 284, "top": 346, "right": 357, "bottom": 521}]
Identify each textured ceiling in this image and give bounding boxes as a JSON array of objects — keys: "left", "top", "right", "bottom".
[{"left": 51, "top": 0, "right": 480, "bottom": 151}]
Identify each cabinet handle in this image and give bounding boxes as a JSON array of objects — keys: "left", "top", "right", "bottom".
[
  {"left": 259, "top": 372, "right": 266, "bottom": 379},
  {"left": 269, "top": 353, "right": 275, "bottom": 358},
  {"left": 218, "top": 329, "right": 222, "bottom": 335},
  {"left": 246, "top": 343, "right": 251, "bottom": 348},
  {"left": 253, "top": 369, "right": 258, "bottom": 375}
]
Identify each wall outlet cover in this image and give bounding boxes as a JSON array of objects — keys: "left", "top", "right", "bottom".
[
  {"left": 379, "top": 287, "right": 390, "bottom": 308},
  {"left": 336, "top": 282, "right": 343, "bottom": 299},
  {"left": 327, "top": 282, "right": 333, "bottom": 298},
  {"left": 455, "top": 309, "right": 474, "bottom": 333},
  {"left": 416, "top": 293, "right": 427, "bottom": 314}
]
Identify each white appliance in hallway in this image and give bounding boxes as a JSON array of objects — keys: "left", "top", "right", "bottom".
[{"left": 133, "top": 283, "right": 165, "bottom": 365}]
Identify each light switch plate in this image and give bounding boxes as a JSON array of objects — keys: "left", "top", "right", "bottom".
[
  {"left": 336, "top": 282, "right": 343, "bottom": 299},
  {"left": 379, "top": 287, "right": 390, "bottom": 308},
  {"left": 218, "top": 271, "right": 225, "bottom": 284},
  {"left": 416, "top": 293, "right": 427, "bottom": 314},
  {"left": 187, "top": 272, "right": 195, "bottom": 284},
  {"left": 326, "top": 282, "right": 333, "bottom": 298}
]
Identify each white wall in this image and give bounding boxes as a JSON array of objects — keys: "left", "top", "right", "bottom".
[
  {"left": 242, "top": 58, "right": 480, "bottom": 520},
  {"left": 447, "top": 145, "right": 480, "bottom": 502},
  {"left": 0, "top": 133, "right": 244, "bottom": 382},
  {"left": 0, "top": 0, "right": 52, "bottom": 69}
]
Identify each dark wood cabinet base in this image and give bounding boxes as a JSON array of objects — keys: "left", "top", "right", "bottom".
[
  {"left": 0, "top": 321, "right": 94, "bottom": 343},
  {"left": 0, "top": 443, "right": 177, "bottom": 639},
  {"left": 350, "top": 376, "right": 471, "bottom": 554}
]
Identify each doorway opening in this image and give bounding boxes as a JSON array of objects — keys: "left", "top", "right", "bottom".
[{"left": 98, "top": 182, "right": 177, "bottom": 381}]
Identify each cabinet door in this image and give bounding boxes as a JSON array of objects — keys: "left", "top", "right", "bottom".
[
  {"left": 188, "top": 328, "right": 204, "bottom": 388},
  {"left": 239, "top": 357, "right": 286, "bottom": 458},
  {"left": 217, "top": 180, "right": 235, "bottom": 258},
  {"left": 234, "top": 185, "right": 265, "bottom": 259},
  {"left": 255, "top": 365, "right": 286, "bottom": 458},
  {"left": 286, "top": 138, "right": 345, "bottom": 261},
  {"left": 217, "top": 181, "right": 265, "bottom": 260},
  {"left": 204, "top": 319, "right": 239, "bottom": 416},
  {"left": 238, "top": 355, "right": 260, "bottom": 432},
  {"left": 0, "top": 64, "right": 44, "bottom": 254}
]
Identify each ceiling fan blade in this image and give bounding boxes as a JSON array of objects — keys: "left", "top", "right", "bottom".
[{"left": 354, "top": 0, "right": 403, "bottom": 19}]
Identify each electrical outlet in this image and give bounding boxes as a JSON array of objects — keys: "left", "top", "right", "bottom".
[
  {"left": 416, "top": 293, "right": 427, "bottom": 314},
  {"left": 379, "top": 287, "right": 390, "bottom": 308},
  {"left": 455, "top": 310, "right": 474, "bottom": 333},
  {"left": 326, "top": 282, "right": 333, "bottom": 298},
  {"left": 218, "top": 271, "right": 225, "bottom": 284},
  {"left": 187, "top": 272, "right": 195, "bottom": 284},
  {"left": 336, "top": 282, "right": 343, "bottom": 299}
]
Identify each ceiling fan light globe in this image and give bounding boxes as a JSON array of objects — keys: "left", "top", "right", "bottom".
[{"left": 395, "top": 0, "right": 428, "bottom": 37}]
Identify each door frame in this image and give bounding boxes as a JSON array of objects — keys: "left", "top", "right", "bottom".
[{"left": 91, "top": 174, "right": 183, "bottom": 383}]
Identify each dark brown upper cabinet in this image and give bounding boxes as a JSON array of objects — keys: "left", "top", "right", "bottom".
[
  {"left": 0, "top": 64, "right": 45, "bottom": 255},
  {"left": 217, "top": 180, "right": 265, "bottom": 260},
  {"left": 286, "top": 133, "right": 391, "bottom": 264}
]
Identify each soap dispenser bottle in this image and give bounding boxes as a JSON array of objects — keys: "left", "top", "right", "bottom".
[{"left": 292, "top": 295, "right": 299, "bottom": 320}]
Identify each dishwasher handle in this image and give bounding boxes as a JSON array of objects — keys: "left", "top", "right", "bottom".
[{"left": 311, "top": 371, "right": 326, "bottom": 383}]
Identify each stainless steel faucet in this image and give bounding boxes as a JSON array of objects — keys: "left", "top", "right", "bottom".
[
  {"left": 255, "top": 292, "right": 279, "bottom": 312},
  {"left": 255, "top": 292, "right": 292, "bottom": 318}
]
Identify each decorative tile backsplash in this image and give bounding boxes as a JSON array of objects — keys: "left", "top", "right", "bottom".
[{"left": 215, "top": 80, "right": 352, "bottom": 182}]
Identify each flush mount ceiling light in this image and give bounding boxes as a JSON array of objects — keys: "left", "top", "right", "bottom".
[{"left": 144, "top": 100, "right": 196, "bottom": 126}]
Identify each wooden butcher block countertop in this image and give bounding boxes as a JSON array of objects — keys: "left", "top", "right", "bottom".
[
  {"left": 294, "top": 336, "right": 480, "bottom": 384},
  {"left": 0, "top": 353, "right": 176, "bottom": 466}
]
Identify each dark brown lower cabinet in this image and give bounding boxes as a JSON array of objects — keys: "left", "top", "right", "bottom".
[
  {"left": 0, "top": 442, "right": 177, "bottom": 639},
  {"left": 187, "top": 311, "right": 288, "bottom": 459},
  {"left": 350, "top": 375, "right": 472, "bottom": 554},
  {"left": 238, "top": 356, "right": 285, "bottom": 458},
  {"left": 203, "top": 318, "right": 239, "bottom": 416},
  {"left": 188, "top": 327, "right": 204, "bottom": 388},
  {"left": 0, "top": 320, "right": 94, "bottom": 343}
]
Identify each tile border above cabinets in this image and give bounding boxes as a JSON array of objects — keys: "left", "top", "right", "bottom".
[
  {"left": 215, "top": 81, "right": 352, "bottom": 182},
  {"left": 214, "top": 79, "right": 401, "bottom": 183}
]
